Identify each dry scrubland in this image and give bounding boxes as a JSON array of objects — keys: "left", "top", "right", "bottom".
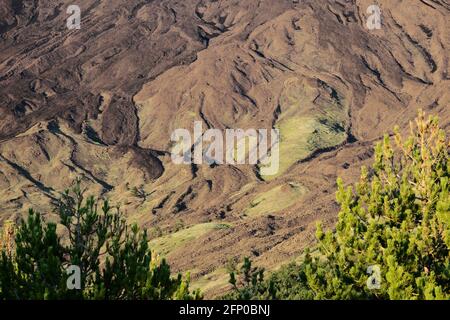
[{"left": 0, "top": 0, "right": 449, "bottom": 296}]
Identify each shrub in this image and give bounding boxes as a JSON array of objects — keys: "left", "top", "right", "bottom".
[
  {"left": 0, "top": 182, "right": 202, "bottom": 300},
  {"left": 306, "top": 111, "right": 449, "bottom": 299}
]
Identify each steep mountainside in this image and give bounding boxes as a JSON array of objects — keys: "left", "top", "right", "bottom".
[{"left": 1, "top": 0, "right": 449, "bottom": 296}]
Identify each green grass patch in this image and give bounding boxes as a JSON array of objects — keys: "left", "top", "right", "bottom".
[
  {"left": 244, "top": 183, "right": 307, "bottom": 217},
  {"left": 191, "top": 268, "right": 230, "bottom": 293},
  {"left": 149, "top": 222, "right": 221, "bottom": 256},
  {"left": 261, "top": 78, "right": 348, "bottom": 180}
]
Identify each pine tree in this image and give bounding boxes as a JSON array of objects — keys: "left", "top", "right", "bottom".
[
  {"left": 224, "top": 257, "right": 272, "bottom": 300},
  {"left": 0, "top": 220, "right": 15, "bottom": 256},
  {"left": 306, "top": 111, "right": 449, "bottom": 299},
  {"left": 0, "top": 182, "right": 201, "bottom": 300}
]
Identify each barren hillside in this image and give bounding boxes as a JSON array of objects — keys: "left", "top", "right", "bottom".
[{"left": 0, "top": 0, "right": 449, "bottom": 296}]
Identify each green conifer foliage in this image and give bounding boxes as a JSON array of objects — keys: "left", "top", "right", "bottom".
[
  {"left": 306, "top": 111, "right": 449, "bottom": 299},
  {"left": 0, "top": 182, "right": 201, "bottom": 300}
]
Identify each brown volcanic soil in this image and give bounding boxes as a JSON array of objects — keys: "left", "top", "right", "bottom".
[{"left": 0, "top": 0, "right": 449, "bottom": 296}]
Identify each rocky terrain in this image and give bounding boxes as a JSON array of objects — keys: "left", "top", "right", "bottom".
[{"left": 0, "top": 0, "right": 449, "bottom": 296}]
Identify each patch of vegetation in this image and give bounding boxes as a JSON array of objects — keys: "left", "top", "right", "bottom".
[
  {"left": 223, "top": 257, "right": 313, "bottom": 300},
  {"left": 174, "top": 219, "right": 186, "bottom": 232},
  {"left": 274, "top": 116, "right": 317, "bottom": 176},
  {"left": 149, "top": 222, "right": 219, "bottom": 256},
  {"left": 192, "top": 268, "right": 230, "bottom": 294},
  {"left": 262, "top": 78, "right": 348, "bottom": 180},
  {"left": 150, "top": 226, "right": 164, "bottom": 238},
  {"left": 215, "top": 223, "right": 232, "bottom": 230},
  {"left": 244, "top": 183, "right": 306, "bottom": 217},
  {"left": 130, "top": 184, "right": 150, "bottom": 200}
]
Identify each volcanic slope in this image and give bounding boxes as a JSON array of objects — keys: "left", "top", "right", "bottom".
[{"left": 1, "top": 0, "right": 449, "bottom": 296}]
